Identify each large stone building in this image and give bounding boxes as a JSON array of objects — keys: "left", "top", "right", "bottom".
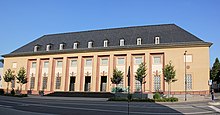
[{"left": 2, "top": 24, "right": 212, "bottom": 95}]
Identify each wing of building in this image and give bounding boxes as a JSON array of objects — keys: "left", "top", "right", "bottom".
[{"left": 2, "top": 24, "right": 212, "bottom": 95}]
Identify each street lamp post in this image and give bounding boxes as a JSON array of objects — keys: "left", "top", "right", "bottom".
[{"left": 184, "top": 51, "right": 187, "bottom": 101}]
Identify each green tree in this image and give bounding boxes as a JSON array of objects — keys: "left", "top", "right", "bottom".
[
  {"left": 111, "top": 68, "right": 123, "bottom": 93},
  {"left": 163, "top": 61, "right": 177, "bottom": 98},
  {"left": 16, "top": 67, "right": 28, "bottom": 93},
  {"left": 135, "top": 62, "right": 147, "bottom": 98},
  {"left": 210, "top": 58, "right": 220, "bottom": 81},
  {"left": 3, "top": 69, "right": 15, "bottom": 94}
]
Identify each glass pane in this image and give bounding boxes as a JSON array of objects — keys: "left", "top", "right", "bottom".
[
  {"left": 85, "top": 59, "right": 92, "bottom": 66},
  {"left": 118, "top": 58, "right": 125, "bottom": 65},
  {"left": 135, "top": 57, "right": 142, "bottom": 65},
  {"left": 70, "top": 60, "right": 77, "bottom": 67},
  {"left": 101, "top": 58, "right": 108, "bottom": 65},
  {"left": 57, "top": 61, "right": 63, "bottom": 68},
  {"left": 153, "top": 57, "right": 161, "bottom": 64},
  {"left": 44, "top": 61, "right": 49, "bottom": 68},
  {"left": 31, "top": 62, "right": 37, "bottom": 68}
]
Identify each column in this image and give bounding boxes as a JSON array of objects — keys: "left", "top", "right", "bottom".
[{"left": 92, "top": 55, "right": 98, "bottom": 92}]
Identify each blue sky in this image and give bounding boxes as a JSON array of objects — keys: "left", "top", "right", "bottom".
[{"left": 0, "top": 0, "right": 219, "bottom": 67}]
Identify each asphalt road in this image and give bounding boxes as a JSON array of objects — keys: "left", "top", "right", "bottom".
[{"left": 0, "top": 96, "right": 219, "bottom": 115}]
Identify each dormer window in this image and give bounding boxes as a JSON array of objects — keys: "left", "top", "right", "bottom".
[
  {"left": 34, "top": 45, "right": 39, "bottom": 52},
  {"left": 137, "top": 38, "right": 142, "bottom": 45},
  {"left": 104, "top": 40, "right": 108, "bottom": 47},
  {"left": 155, "top": 36, "right": 160, "bottom": 44},
  {"left": 46, "top": 44, "right": 52, "bottom": 51},
  {"left": 120, "top": 39, "right": 124, "bottom": 46},
  {"left": 59, "top": 43, "right": 64, "bottom": 50},
  {"left": 88, "top": 41, "right": 93, "bottom": 48},
  {"left": 73, "top": 42, "right": 78, "bottom": 49}
]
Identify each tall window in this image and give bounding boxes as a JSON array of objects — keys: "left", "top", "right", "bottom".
[
  {"left": 186, "top": 74, "right": 192, "bottom": 90},
  {"left": 154, "top": 75, "right": 161, "bottom": 91},
  {"left": 88, "top": 41, "right": 93, "bottom": 48},
  {"left": 11, "top": 80, "right": 15, "bottom": 88},
  {"left": 153, "top": 56, "right": 161, "bottom": 64},
  {"left": 34, "top": 45, "right": 39, "bottom": 52},
  {"left": 73, "top": 42, "right": 78, "bottom": 49},
  {"left": 85, "top": 59, "right": 92, "bottom": 66},
  {"left": 42, "top": 77, "right": 48, "bottom": 89},
  {"left": 70, "top": 60, "right": 77, "bottom": 67},
  {"left": 46, "top": 44, "right": 51, "bottom": 51},
  {"left": 59, "top": 43, "right": 64, "bottom": 50},
  {"left": 31, "top": 62, "right": 37, "bottom": 68},
  {"left": 137, "top": 38, "right": 142, "bottom": 45},
  {"left": 120, "top": 39, "right": 124, "bottom": 46},
  {"left": 104, "top": 40, "right": 108, "bottom": 47},
  {"left": 134, "top": 57, "right": 143, "bottom": 65},
  {"left": 135, "top": 80, "right": 141, "bottom": 92},
  {"left": 155, "top": 36, "right": 160, "bottom": 44},
  {"left": 56, "top": 61, "right": 63, "bottom": 68},
  {"left": 117, "top": 58, "right": 125, "bottom": 65}
]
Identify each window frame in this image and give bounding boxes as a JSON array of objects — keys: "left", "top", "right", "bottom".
[
  {"left": 137, "top": 38, "right": 142, "bottom": 45},
  {"left": 119, "top": 39, "right": 125, "bottom": 46},
  {"left": 155, "top": 36, "right": 160, "bottom": 44},
  {"left": 104, "top": 40, "right": 108, "bottom": 47},
  {"left": 73, "top": 42, "right": 78, "bottom": 49}
]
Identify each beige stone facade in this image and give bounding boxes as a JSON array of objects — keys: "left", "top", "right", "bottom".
[{"left": 2, "top": 45, "right": 211, "bottom": 95}]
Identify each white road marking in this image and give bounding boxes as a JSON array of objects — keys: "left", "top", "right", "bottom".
[
  {"left": 0, "top": 105, "right": 12, "bottom": 108},
  {"left": 209, "top": 106, "right": 220, "bottom": 113}
]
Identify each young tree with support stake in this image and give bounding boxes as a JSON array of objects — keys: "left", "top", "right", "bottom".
[
  {"left": 163, "top": 61, "right": 177, "bottom": 98},
  {"left": 16, "top": 67, "right": 28, "bottom": 94},
  {"left": 135, "top": 62, "right": 147, "bottom": 99},
  {"left": 111, "top": 68, "right": 123, "bottom": 93},
  {"left": 3, "top": 69, "right": 15, "bottom": 94}
]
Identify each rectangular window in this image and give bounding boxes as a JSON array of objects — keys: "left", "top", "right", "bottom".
[
  {"left": 135, "top": 57, "right": 143, "bottom": 65},
  {"left": 46, "top": 45, "right": 51, "bottom": 51},
  {"left": 73, "top": 43, "right": 78, "bottom": 49},
  {"left": 42, "top": 77, "right": 48, "bottom": 89},
  {"left": 155, "top": 37, "right": 160, "bottom": 44},
  {"left": 137, "top": 38, "right": 142, "bottom": 45},
  {"left": 34, "top": 46, "right": 39, "bottom": 52},
  {"left": 154, "top": 75, "right": 161, "bottom": 91},
  {"left": 55, "top": 77, "right": 61, "bottom": 89},
  {"left": 117, "top": 58, "right": 125, "bottom": 65},
  {"left": 12, "top": 62, "right": 17, "bottom": 68},
  {"left": 104, "top": 40, "right": 108, "bottom": 47},
  {"left": 85, "top": 59, "right": 92, "bottom": 66},
  {"left": 56, "top": 61, "right": 63, "bottom": 68},
  {"left": 59, "top": 44, "right": 64, "bottom": 50},
  {"left": 184, "top": 55, "right": 193, "bottom": 62},
  {"left": 120, "top": 39, "right": 124, "bottom": 46},
  {"left": 186, "top": 74, "right": 192, "bottom": 90},
  {"left": 88, "top": 42, "right": 93, "bottom": 48},
  {"left": 153, "top": 56, "right": 161, "bottom": 64},
  {"left": 30, "top": 77, "right": 35, "bottom": 89},
  {"left": 31, "top": 62, "right": 37, "bottom": 68},
  {"left": 101, "top": 58, "right": 108, "bottom": 65},
  {"left": 70, "top": 60, "right": 77, "bottom": 67},
  {"left": 44, "top": 61, "right": 49, "bottom": 68}
]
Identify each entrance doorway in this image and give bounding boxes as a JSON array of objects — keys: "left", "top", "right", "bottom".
[
  {"left": 69, "top": 77, "right": 75, "bottom": 91},
  {"left": 84, "top": 76, "right": 91, "bottom": 91},
  {"left": 100, "top": 76, "right": 107, "bottom": 92}
]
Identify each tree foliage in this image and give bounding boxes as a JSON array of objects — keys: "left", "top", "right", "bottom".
[
  {"left": 210, "top": 58, "right": 220, "bottom": 81},
  {"left": 135, "top": 63, "right": 147, "bottom": 84},
  {"left": 16, "top": 67, "right": 28, "bottom": 92},
  {"left": 111, "top": 68, "right": 123, "bottom": 85},
  {"left": 3, "top": 69, "right": 15, "bottom": 93},
  {"left": 163, "top": 61, "right": 176, "bottom": 98}
]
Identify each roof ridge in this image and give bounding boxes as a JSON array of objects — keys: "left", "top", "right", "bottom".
[{"left": 44, "top": 23, "right": 176, "bottom": 37}]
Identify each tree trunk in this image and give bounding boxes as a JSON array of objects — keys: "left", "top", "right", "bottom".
[
  {"left": 20, "top": 84, "right": 23, "bottom": 94},
  {"left": 141, "top": 82, "right": 143, "bottom": 99},
  {"left": 7, "top": 82, "right": 9, "bottom": 94},
  {"left": 168, "top": 82, "right": 171, "bottom": 98}
]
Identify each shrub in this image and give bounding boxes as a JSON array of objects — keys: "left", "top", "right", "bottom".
[
  {"left": 0, "top": 89, "right": 5, "bottom": 95},
  {"left": 153, "top": 92, "right": 161, "bottom": 100},
  {"left": 11, "top": 89, "right": 15, "bottom": 96},
  {"left": 155, "top": 97, "right": 178, "bottom": 102},
  {"left": 14, "top": 94, "right": 28, "bottom": 97}
]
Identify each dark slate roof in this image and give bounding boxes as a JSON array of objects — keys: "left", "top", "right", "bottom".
[{"left": 7, "top": 24, "right": 210, "bottom": 56}]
